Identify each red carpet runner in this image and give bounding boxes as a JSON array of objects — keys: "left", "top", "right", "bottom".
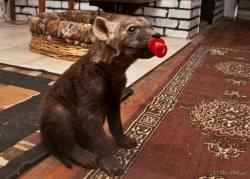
[{"left": 85, "top": 46, "right": 250, "bottom": 179}]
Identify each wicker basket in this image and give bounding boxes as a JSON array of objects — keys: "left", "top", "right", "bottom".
[
  {"left": 29, "top": 10, "right": 99, "bottom": 61},
  {"left": 30, "top": 36, "right": 89, "bottom": 61}
]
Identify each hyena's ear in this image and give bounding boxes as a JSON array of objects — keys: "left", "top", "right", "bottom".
[{"left": 93, "top": 16, "right": 119, "bottom": 44}]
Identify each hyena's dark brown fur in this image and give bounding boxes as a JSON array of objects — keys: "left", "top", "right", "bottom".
[{"left": 39, "top": 13, "right": 160, "bottom": 176}]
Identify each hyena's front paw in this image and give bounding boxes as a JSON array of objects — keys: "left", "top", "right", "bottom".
[
  {"left": 73, "top": 150, "right": 98, "bottom": 169},
  {"left": 117, "top": 136, "right": 137, "bottom": 149},
  {"left": 99, "top": 156, "right": 123, "bottom": 176}
]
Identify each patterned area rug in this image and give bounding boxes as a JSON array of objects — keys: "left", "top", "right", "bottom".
[
  {"left": 0, "top": 70, "right": 51, "bottom": 151},
  {"left": 0, "top": 69, "right": 52, "bottom": 178},
  {"left": 84, "top": 46, "right": 250, "bottom": 179}
]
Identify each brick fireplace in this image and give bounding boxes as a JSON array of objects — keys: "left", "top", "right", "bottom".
[
  {"left": 136, "top": 0, "right": 201, "bottom": 38},
  {"left": 13, "top": 0, "right": 225, "bottom": 39}
]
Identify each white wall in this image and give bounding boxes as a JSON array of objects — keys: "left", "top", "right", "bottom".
[
  {"left": 224, "top": 0, "right": 237, "bottom": 17},
  {"left": 0, "top": 0, "right": 5, "bottom": 22}
]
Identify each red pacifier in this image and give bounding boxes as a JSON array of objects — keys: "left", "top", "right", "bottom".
[{"left": 147, "top": 38, "right": 168, "bottom": 58}]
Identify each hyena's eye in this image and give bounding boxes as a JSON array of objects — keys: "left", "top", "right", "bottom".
[{"left": 127, "top": 26, "right": 138, "bottom": 34}]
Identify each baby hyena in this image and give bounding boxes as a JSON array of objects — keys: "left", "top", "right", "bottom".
[{"left": 39, "top": 14, "right": 160, "bottom": 176}]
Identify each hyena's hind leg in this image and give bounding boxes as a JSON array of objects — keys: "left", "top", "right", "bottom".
[
  {"left": 39, "top": 98, "right": 97, "bottom": 169},
  {"left": 75, "top": 125, "right": 96, "bottom": 152}
]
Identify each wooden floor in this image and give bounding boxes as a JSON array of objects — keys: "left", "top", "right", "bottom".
[{"left": 19, "top": 18, "right": 250, "bottom": 179}]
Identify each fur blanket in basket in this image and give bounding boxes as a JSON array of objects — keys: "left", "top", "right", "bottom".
[{"left": 29, "top": 10, "right": 100, "bottom": 46}]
